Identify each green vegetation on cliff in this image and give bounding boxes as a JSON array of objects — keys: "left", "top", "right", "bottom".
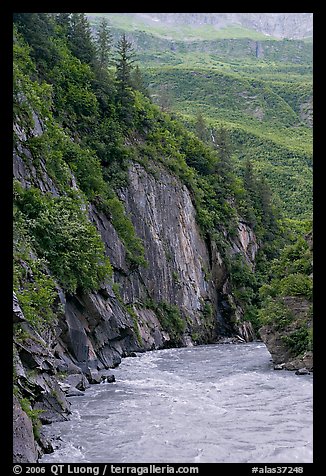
[{"left": 14, "top": 182, "right": 112, "bottom": 294}]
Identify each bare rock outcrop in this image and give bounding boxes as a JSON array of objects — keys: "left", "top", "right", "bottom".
[{"left": 13, "top": 395, "right": 38, "bottom": 463}]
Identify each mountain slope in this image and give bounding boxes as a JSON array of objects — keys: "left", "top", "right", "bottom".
[
  {"left": 142, "top": 65, "right": 312, "bottom": 220},
  {"left": 87, "top": 13, "right": 313, "bottom": 221}
]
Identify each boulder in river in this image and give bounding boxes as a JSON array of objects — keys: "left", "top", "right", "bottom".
[
  {"left": 274, "top": 364, "right": 285, "bottom": 370},
  {"left": 104, "top": 374, "right": 116, "bottom": 383},
  {"left": 65, "top": 373, "right": 89, "bottom": 391},
  {"left": 98, "top": 369, "right": 116, "bottom": 383},
  {"left": 295, "top": 367, "right": 310, "bottom": 375},
  {"left": 86, "top": 369, "right": 104, "bottom": 384}
]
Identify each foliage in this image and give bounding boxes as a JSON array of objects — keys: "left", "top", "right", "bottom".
[
  {"left": 13, "top": 13, "right": 57, "bottom": 76},
  {"left": 257, "top": 227, "right": 312, "bottom": 356},
  {"left": 258, "top": 233, "right": 312, "bottom": 302},
  {"left": 229, "top": 254, "right": 256, "bottom": 289},
  {"left": 13, "top": 206, "right": 59, "bottom": 330},
  {"left": 144, "top": 299, "right": 186, "bottom": 342},
  {"left": 258, "top": 297, "right": 295, "bottom": 331},
  {"left": 114, "top": 33, "right": 137, "bottom": 124},
  {"left": 60, "top": 138, "right": 108, "bottom": 200},
  {"left": 281, "top": 326, "right": 312, "bottom": 356},
  {"left": 243, "top": 305, "right": 261, "bottom": 333},
  {"left": 194, "top": 111, "right": 209, "bottom": 142},
  {"left": 278, "top": 273, "right": 312, "bottom": 300},
  {"left": 95, "top": 17, "right": 113, "bottom": 70},
  {"left": 172, "top": 270, "right": 180, "bottom": 284},
  {"left": 131, "top": 65, "right": 149, "bottom": 97},
  {"left": 200, "top": 301, "right": 216, "bottom": 334},
  {"left": 14, "top": 183, "right": 112, "bottom": 294},
  {"left": 157, "top": 302, "right": 186, "bottom": 341},
  {"left": 139, "top": 57, "right": 312, "bottom": 220},
  {"left": 13, "top": 27, "right": 52, "bottom": 131},
  {"left": 13, "top": 25, "right": 146, "bottom": 271},
  {"left": 100, "top": 196, "right": 147, "bottom": 268},
  {"left": 67, "top": 13, "right": 97, "bottom": 66},
  {"left": 47, "top": 37, "right": 99, "bottom": 129}
]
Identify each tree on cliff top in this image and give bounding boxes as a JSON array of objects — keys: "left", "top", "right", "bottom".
[
  {"left": 68, "top": 13, "right": 96, "bottom": 66},
  {"left": 95, "top": 17, "right": 113, "bottom": 71},
  {"left": 114, "top": 33, "right": 136, "bottom": 123}
]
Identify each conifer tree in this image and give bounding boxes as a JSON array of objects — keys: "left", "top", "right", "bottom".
[
  {"left": 13, "top": 13, "right": 56, "bottom": 73},
  {"left": 258, "top": 176, "right": 279, "bottom": 237},
  {"left": 241, "top": 159, "right": 259, "bottom": 226},
  {"left": 68, "top": 13, "right": 96, "bottom": 65},
  {"left": 115, "top": 34, "right": 136, "bottom": 123},
  {"left": 131, "top": 65, "right": 149, "bottom": 97},
  {"left": 95, "top": 18, "right": 113, "bottom": 70},
  {"left": 56, "top": 13, "right": 71, "bottom": 35},
  {"left": 213, "top": 126, "right": 233, "bottom": 178},
  {"left": 195, "top": 111, "right": 209, "bottom": 142},
  {"left": 157, "top": 84, "right": 172, "bottom": 112},
  {"left": 243, "top": 159, "right": 256, "bottom": 195},
  {"left": 115, "top": 34, "right": 135, "bottom": 87}
]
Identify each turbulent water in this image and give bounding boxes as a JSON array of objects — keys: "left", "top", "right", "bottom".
[{"left": 41, "top": 343, "right": 313, "bottom": 463}]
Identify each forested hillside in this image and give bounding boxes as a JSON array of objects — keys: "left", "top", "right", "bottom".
[{"left": 13, "top": 13, "right": 312, "bottom": 462}]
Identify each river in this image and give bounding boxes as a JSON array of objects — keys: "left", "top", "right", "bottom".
[{"left": 41, "top": 342, "right": 313, "bottom": 463}]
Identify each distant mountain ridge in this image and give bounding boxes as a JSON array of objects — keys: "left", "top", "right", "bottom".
[{"left": 88, "top": 13, "right": 313, "bottom": 40}]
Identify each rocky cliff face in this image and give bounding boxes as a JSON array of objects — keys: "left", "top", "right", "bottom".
[
  {"left": 13, "top": 114, "right": 258, "bottom": 461},
  {"left": 116, "top": 164, "right": 216, "bottom": 332},
  {"left": 110, "top": 13, "right": 313, "bottom": 39},
  {"left": 13, "top": 293, "right": 71, "bottom": 462}
]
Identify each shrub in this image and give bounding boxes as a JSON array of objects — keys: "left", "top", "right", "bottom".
[
  {"left": 229, "top": 254, "right": 256, "bottom": 289},
  {"left": 13, "top": 205, "right": 59, "bottom": 329},
  {"left": 243, "top": 305, "right": 261, "bottom": 333},
  {"left": 103, "top": 196, "right": 147, "bottom": 268},
  {"left": 15, "top": 186, "right": 112, "bottom": 294},
  {"left": 19, "top": 397, "right": 43, "bottom": 440},
  {"left": 146, "top": 300, "right": 186, "bottom": 341},
  {"left": 62, "top": 141, "right": 108, "bottom": 199},
  {"left": 278, "top": 273, "right": 312, "bottom": 300},
  {"left": 281, "top": 325, "right": 311, "bottom": 356},
  {"left": 258, "top": 297, "right": 295, "bottom": 330},
  {"left": 14, "top": 262, "right": 58, "bottom": 328}
]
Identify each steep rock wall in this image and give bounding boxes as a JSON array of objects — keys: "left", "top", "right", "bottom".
[
  {"left": 231, "top": 221, "right": 259, "bottom": 268},
  {"left": 117, "top": 164, "right": 215, "bottom": 327},
  {"left": 51, "top": 162, "right": 257, "bottom": 372}
]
